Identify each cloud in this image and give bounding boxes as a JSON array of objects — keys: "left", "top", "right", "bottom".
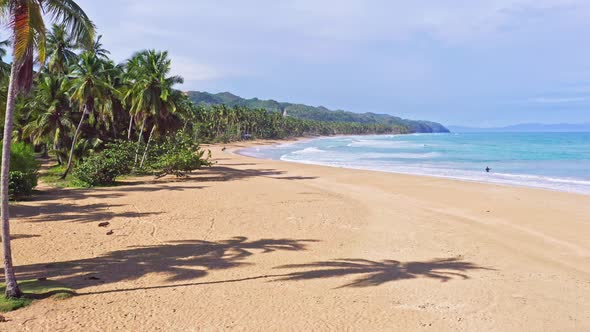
[
  {"left": 528, "top": 96, "right": 590, "bottom": 104},
  {"left": 169, "top": 56, "right": 226, "bottom": 82},
  {"left": 24, "top": 0, "right": 590, "bottom": 124}
]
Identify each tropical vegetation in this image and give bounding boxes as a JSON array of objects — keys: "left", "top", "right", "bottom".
[{"left": 0, "top": 0, "right": 95, "bottom": 300}]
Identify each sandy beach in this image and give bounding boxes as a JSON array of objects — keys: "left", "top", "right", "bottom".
[{"left": 2, "top": 140, "right": 590, "bottom": 331}]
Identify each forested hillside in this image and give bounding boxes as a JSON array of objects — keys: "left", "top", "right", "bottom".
[{"left": 187, "top": 91, "right": 449, "bottom": 133}]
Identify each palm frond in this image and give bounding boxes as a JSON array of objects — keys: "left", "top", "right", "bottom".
[{"left": 44, "top": 0, "right": 95, "bottom": 49}]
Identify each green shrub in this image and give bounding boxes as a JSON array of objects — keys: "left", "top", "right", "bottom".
[
  {"left": 149, "top": 133, "right": 212, "bottom": 177},
  {"left": 72, "top": 141, "right": 135, "bottom": 187},
  {"left": 72, "top": 135, "right": 211, "bottom": 185},
  {"left": 9, "top": 171, "right": 37, "bottom": 199},
  {"left": 10, "top": 142, "right": 38, "bottom": 173},
  {"left": 0, "top": 142, "right": 39, "bottom": 199}
]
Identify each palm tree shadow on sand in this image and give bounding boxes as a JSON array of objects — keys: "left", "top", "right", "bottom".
[
  {"left": 274, "top": 257, "right": 492, "bottom": 288},
  {"left": 4, "top": 237, "right": 490, "bottom": 295},
  {"left": 4, "top": 237, "right": 318, "bottom": 290}
]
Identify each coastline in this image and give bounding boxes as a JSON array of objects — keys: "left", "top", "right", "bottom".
[
  {"left": 231, "top": 136, "right": 590, "bottom": 196},
  {"left": 4, "top": 140, "right": 590, "bottom": 330}
]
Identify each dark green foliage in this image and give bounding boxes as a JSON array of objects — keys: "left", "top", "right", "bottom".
[
  {"left": 72, "top": 136, "right": 212, "bottom": 185},
  {"left": 187, "top": 91, "right": 449, "bottom": 133},
  {"left": 2, "top": 142, "right": 39, "bottom": 199},
  {"left": 72, "top": 141, "right": 135, "bottom": 186},
  {"left": 9, "top": 171, "right": 37, "bottom": 199},
  {"left": 148, "top": 133, "right": 212, "bottom": 177},
  {"left": 185, "top": 104, "right": 410, "bottom": 143},
  {"left": 10, "top": 142, "right": 39, "bottom": 172}
]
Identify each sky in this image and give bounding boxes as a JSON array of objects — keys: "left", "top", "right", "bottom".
[{"left": 71, "top": 1, "right": 590, "bottom": 126}]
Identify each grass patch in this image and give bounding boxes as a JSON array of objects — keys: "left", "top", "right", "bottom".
[
  {"left": 39, "top": 165, "right": 85, "bottom": 188},
  {"left": 39, "top": 164, "right": 136, "bottom": 188},
  {"left": 0, "top": 279, "right": 75, "bottom": 312}
]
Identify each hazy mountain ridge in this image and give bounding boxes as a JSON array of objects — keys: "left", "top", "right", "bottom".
[
  {"left": 448, "top": 123, "right": 590, "bottom": 132},
  {"left": 186, "top": 91, "right": 449, "bottom": 133}
]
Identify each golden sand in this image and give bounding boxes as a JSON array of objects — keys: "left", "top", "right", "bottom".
[{"left": 3, "top": 141, "right": 590, "bottom": 331}]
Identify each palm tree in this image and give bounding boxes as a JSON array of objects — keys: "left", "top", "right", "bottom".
[
  {"left": 90, "top": 35, "right": 110, "bottom": 60},
  {"left": 124, "top": 50, "right": 183, "bottom": 167},
  {"left": 100, "top": 60, "right": 126, "bottom": 139},
  {"left": 0, "top": 0, "right": 94, "bottom": 298},
  {"left": 23, "top": 72, "right": 74, "bottom": 163},
  {"left": 0, "top": 38, "right": 10, "bottom": 79},
  {"left": 123, "top": 54, "right": 141, "bottom": 140},
  {"left": 46, "top": 24, "right": 77, "bottom": 75},
  {"left": 62, "top": 51, "right": 113, "bottom": 179},
  {"left": 0, "top": 39, "right": 9, "bottom": 116}
]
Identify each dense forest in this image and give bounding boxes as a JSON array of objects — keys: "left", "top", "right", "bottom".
[
  {"left": 187, "top": 91, "right": 449, "bottom": 133},
  {"left": 187, "top": 104, "right": 413, "bottom": 143}
]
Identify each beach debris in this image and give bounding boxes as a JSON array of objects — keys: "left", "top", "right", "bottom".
[
  {"left": 0, "top": 314, "right": 6, "bottom": 323},
  {"left": 86, "top": 276, "right": 100, "bottom": 280},
  {"left": 106, "top": 230, "right": 114, "bottom": 235},
  {"left": 37, "top": 277, "right": 47, "bottom": 281},
  {"left": 98, "top": 222, "right": 110, "bottom": 227}
]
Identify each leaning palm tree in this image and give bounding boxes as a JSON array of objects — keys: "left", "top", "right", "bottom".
[
  {"left": 61, "top": 51, "right": 113, "bottom": 179},
  {"left": 0, "top": 0, "right": 94, "bottom": 298}
]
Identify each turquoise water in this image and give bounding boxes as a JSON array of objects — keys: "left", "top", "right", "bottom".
[{"left": 240, "top": 132, "right": 590, "bottom": 194}]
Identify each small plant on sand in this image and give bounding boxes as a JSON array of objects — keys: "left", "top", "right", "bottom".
[{"left": 0, "top": 279, "right": 75, "bottom": 312}]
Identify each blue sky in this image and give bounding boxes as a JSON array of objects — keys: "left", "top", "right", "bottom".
[{"left": 75, "top": 0, "right": 590, "bottom": 126}]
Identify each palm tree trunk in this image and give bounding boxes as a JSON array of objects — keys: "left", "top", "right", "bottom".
[
  {"left": 53, "top": 141, "right": 62, "bottom": 165},
  {"left": 139, "top": 125, "right": 155, "bottom": 168},
  {"left": 127, "top": 116, "right": 134, "bottom": 140},
  {"left": 42, "top": 144, "right": 49, "bottom": 158},
  {"left": 133, "top": 116, "right": 146, "bottom": 166},
  {"left": 1, "top": 62, "right": 22, "bottom": 298},
  {"left": 61, "top": 106, "right": 88, "bottom": 179},
  {"left": 54, "top": 130, "right": 63, "bottom": 164},
  {"left": 111, "top": 120, "right": 117, "bottom": 139}
]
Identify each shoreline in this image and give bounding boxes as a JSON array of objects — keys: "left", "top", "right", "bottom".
[{"left": 230, "top": 135, "right": 590, "bottom": 196}]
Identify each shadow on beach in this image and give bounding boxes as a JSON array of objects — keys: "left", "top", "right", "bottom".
[
  {"left": 122, "top": 165, "right": 318, "bottom": 185},
  {"left": 11, "top": 162, "right": 316, "bottom": 224},
  {"left": 4, "top": 237, "right": 318, "bottom": 291},
  {"left": 274, "top": 257, "right": 492, "bottom": 288},
  {"left": 3, "top": 239, "right": 489, "bottom": 295}
]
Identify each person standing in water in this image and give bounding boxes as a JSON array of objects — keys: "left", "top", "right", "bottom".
[{"left": 486, "top": 166, "right": 491, "bottom": 173}]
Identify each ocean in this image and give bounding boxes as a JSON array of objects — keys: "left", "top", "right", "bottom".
[{"left": 239, "top": 132, "right": 590, "bottom": 195}]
